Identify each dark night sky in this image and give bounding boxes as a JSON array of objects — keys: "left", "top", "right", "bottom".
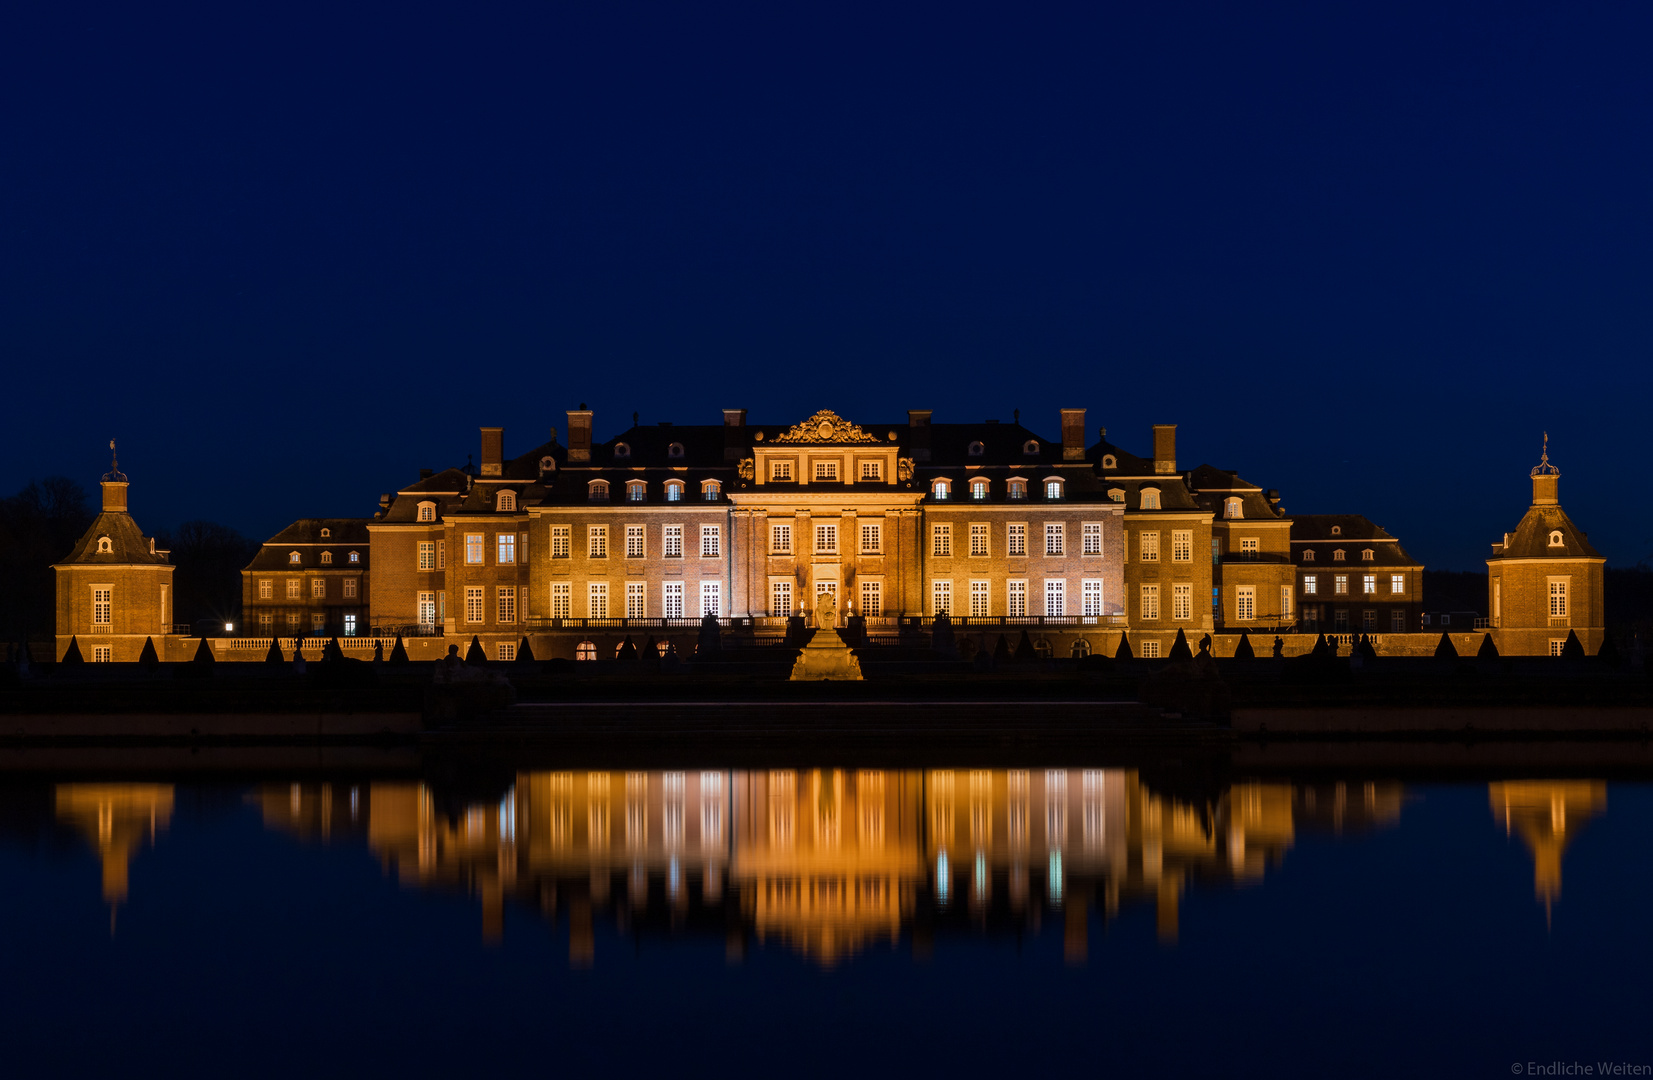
[{"left": 4, "top": 1, "right": 1650, "bottom": 570}]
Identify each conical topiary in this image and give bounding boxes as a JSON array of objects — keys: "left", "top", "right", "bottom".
[
  {"left": 1597, "top": 634, "right": 1620, "bottom": 666},
  {"left": 1561, "top": 629, "right": 1586, "bottom": 661},
  {"left": 324, "top": 636, "right": 345, "bottom": 662},
  {"left": 265, "top": 637, "right": 285, "bottom": 664},
  {"left": 1311, "top": 633, "right": 1329, "bottom": 659},
  {"left": 138, "top": 637, "right": 160, "bottom": 665},
  {"left": 993, "top": 634, "right": 1011, "bottom": 662},
  {"left": 1014, "top": 629, "right": 1035, "bottom": 661},
  {"left": 617, "top": 635, "right": 639, "bottom": 661},
  {"left": 466, "top": 635, "right": 486, "bottom": 665},
  {"left": 1477, "top": 633, "right": 1499, "bottom": 659},
  {"left": 1115, "top": 633, "right": 1134, "bottom": 661},
  {"left": 1434, "top": 632, "right": 1458, "bottom": 659},
  {"left": 1233, "top": 631, "right": 1255, "bottom": 660},
  {"left": 389, "top": 635, "right": 409, "bottom": 663},
  {"left": 1168, "top": 629, "right": 1193, "bottom": 661},
  {"left": 516, "top": 636, "right": 536, "bottom": 663},
  {"left": 61, "top": 636, "right": 84, "bottom": 663},
  {"left": 192, "top": 637, "right": 215, "bottom": 663}
]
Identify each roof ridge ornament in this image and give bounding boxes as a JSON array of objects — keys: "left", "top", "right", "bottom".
[
  {"left": 1531, "top": 431, "right": 1560, "bottom": 477},
  {"left": 102, "top": 438, "right": 128, "bottom": 483},
  {"left": 771, "top": 409, "right": 883, "bottom": 444}
]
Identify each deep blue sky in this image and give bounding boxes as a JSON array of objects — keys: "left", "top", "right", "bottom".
[{"left": 4, "top": 1, "right": 1650, "bottom": 570}]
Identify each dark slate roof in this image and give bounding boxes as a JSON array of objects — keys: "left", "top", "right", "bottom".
[
  {"left": 1188, "top": 465, "right": 1285, "bottom": 520},
  {"left": 1290, "top": 515, "right": 1399, "bottom": 542},
  {"left": 1493, "top": 504, "right": 1602, "bottom": 560},
  {"left": 245, "top": 519, "right": 372, "bottom": 571},
  {"left": 398, "top": 468, "right": 470, "bottom": 495},
  {"left": 57, "top": 510, "right": 169, "bottom": 566},
  {"left": 1087, "top": 438, "right": 1156, "bottom": 476},
  {"left": 1291, "top": 515, "right": 1421, "bottom": 568}
]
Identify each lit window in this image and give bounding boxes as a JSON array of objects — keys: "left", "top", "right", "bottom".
[
  {"left": 1391, "top": 574, "right": 1404, "bottom": 594},
  {"left": 626, "top": 525, "right": 644, "bottom": 559},
  {"left": 860, "top": 521, "right": 881, "bottom": 554},
  {"left": 700, "top": 582, "right": 721, "bottom": 617},
  {"left": 1335, "top": 575, "right": 1348, "bottom": 595},
  {"left": 1171, "top": 530, "right": 1190, "bottom": 562},
  {"left": 1224, "top": 498, "right": 1242, "bottom": 520},
  {"left": 1007, "top": 580, "right": 1027, "bottom": 617},
  {"left": 626, "top": 582, "right": 646, "bottom": 618},
  {"left": 498, "top": 534, "right": 516, "bottom": 564},
  {"left": 933, "top": 525, "right": 952, "bottom": 557},
  {"left": 1139, "top": 531, "right": 1159, "bottom": 561},
  {"left": 497, "top": 490, "right": 516, "bottom": 512},
  {"left": 1008, "top": 480, "right": 1027, "bottom": 501},
  {"left": 627, "top": 481, "right": 646, "bottom": 503},
  {"left": 289, "top": 551, "right": 301, "bottom": 564},
  {"left": 703, "top": 481, "right": 721, "bottom": 500},
  {"left": 312, "top": 578, "right": 326, "bottom": 599},
  {"left": 1140, "top": 489, "right": 1160, "bottom": 510},
  {"left": 1083, "top": 579, "right": 1104, "bottom": 617},
  {"left": 665, "top": 482, "right": 683, "bottom": 502},
  {"left": 861, "top": 580, "right": 883, "bottom": 616},
  {"left": 1083, "top": 523, "right": 1102, "bottom": 555},
  {"left": 1304, "top": 575, "right": 1318, "bottom": 595},
  {"left": 348, "top": 551, "right": 359, "bottom": 564},
  {"left": 932, "top": 480, "right": 950, "bottom": 501},
  {"left": 588, "top": 582, "right": 609, "bottom": 618},
  {"left": 1240, "top": 538, "right": 1259, "bottom": 556},
  {"left": 1549, "top": 579, "right": 1568, "bottom": 617},
  {"left": 1140, "top": 584, "right": 1159, "bottom": 620},
  {"left": 1172, "top": 583, "right": 1191, "bottom": 620},
  {"left": 497, "top": 587, "right": 517, "bottom": 623},
  {"left": 418, "top": 542, "right": 436, "bottom": 570},
  {"left": 770, "top": 522, "right": 791, "bottom": 555},
  {"left": 551, "top": 526, "right": 570, "bottom": 559},
  {"left": 418, "top": 503, "right": 435, "bottom": 522},
  {"left": 970, "top": 523, "right": 989, "bottom": 557},
  {"left": 815, "top": 523, "right": 837, "bottom": 554},
  {"left": 464, "top": 534, "right": 483, "bottom": 564},
  {"left": 343, "top": 578, "right": 357, "bottom": 599},
  {"left": 1045, "top": 479, "right": 1063, "bottom": 500},
  {"left": 576, "top": 640, "right": 596, "bottom": 661},
  {"left": 1008, "top": 523, "right": 1027, "bottom": 556},
  {"left": 771, "top": 580, "right": 793, "bottom": 616},
  {"left": 971, "top": 580, "right": 991, "bottom": 617},
  {"left": 550, "top": 583, "right": 571, "bottom": 618},
  {"left": 860, "top": 460, "right": 882, "bottom": 482},
  {"left": 1044, "top": 579, "right": 1065, "bottom": 617},
  {"left": 497, "top": 642, "right": 516, "bottom": 662},
  {"left": 92, "top": 588, "right": 111, "bottom": 626},
  {"left": 259, "top": 579, "right": 272, "bottom": 599},
  {"left": 772, "top": 461, "right": 793, "bottom": 481},
  {"left": 1236, "top": 586, "right": 1255, "bottom": 621},
  {"left": 815, "top": 461, "right": 838, "bottom": 481},
  {"left": 465, "top": 587, "right": 484, "bottom": 623},
  {"left": 287, "top": 580, "right": 301, "bottom": 599},
  {"left": 662, "top": 581, "right": 683, "bottom": 618},
  {"left": 588, "top": 480, "right": 609, "bottom": 501},
  {"left": 700, "top": 525, "right": 721, "bottom": 558},
  {"left": 971, "top": 479, "right": 989, "bottom": 501},
  {"left": 1045, "top": 523, "right": 1064, "bottom": 556},
  {"left": 589, "top": 526, "right": 608, "bottom": 559},
  {"left": 933, "top": 579, "right": 952, "bottom": 615}
]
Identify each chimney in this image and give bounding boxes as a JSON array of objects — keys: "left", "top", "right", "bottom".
[
  {"left": 1152, "top": 424, "right": 1177, "bottom": 475},
  {"left": 101, "top": 479, "right": 128, "bottom": 512},
  {"left": 723, "top": 409, "right": 747, "bottom": 462},
  {"left": 567, "top": 405, "right": 593, "bottom": 463},
  {"left": 479, "top": 428, "right": 504, "bottom": 478},
  {"left": 908, "top": 410, "right": 932, "bottom": 462},
  {"left": 1060, "top": 408, "right": 1086, "bottom": 461}
]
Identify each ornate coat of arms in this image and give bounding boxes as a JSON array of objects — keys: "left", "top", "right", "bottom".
[{"left": 771, "top": 410, "right": 884, "bottom": 445}]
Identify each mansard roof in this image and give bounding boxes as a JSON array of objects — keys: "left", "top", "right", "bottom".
[
  {"left": 1087, "top": 438, "right": 1156, "bottom": 476},
  {"left": 1492, "top": 505, "right": 1601, "bottom": 560},
  {"left": 1291, "top": 515, "right": 1421, "bottom": 568},
  {"left": 245, "top": 519, "right": 372, "bottom": 570},
  {"left": 1188, "top": 465, "right": 1285, "bottom": 520},
  {"left": 398, "top": 467, "right": 470, "bottom": 495},
  {"left": 57, "top": 510, "right": 169, "bottom": 566}
]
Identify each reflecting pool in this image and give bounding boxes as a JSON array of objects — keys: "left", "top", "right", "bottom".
[{"left": 2, "top": 765, "right": 1649, "bottom": 1076}]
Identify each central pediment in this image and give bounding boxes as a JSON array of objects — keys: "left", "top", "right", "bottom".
[{"left": 771, "top": 410, "right": 885, "bottom": 445}]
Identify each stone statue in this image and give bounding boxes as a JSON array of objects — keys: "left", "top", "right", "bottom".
[
  {"left": 737, "top": 457, "right": 755, "bottom": 481},
  {"left": 814, "top": 589, "right": 838, "bottom": 629},
  {"left": 897, "top": 457, "right": 915, "bottom": 482}
]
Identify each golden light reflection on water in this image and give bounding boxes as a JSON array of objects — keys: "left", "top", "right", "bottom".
[
  {"left": 53, "top": 784, "right": 174, "bottom": 908},
  {"left": 1489, "top": 781, "right": 1608, "bottom": 920}
]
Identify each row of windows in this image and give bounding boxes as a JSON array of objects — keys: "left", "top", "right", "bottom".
[
  {"left": 286, "top": 550, "right": 361, "bottom": 565},
  {"left": 1301, "top": 548, "right": 1375, "bottom": 562},
  {"left": 259, "top": 578, "right": 360, "bottom": 599},
  {"left": 1137, "top": 530, "right": 1195, "bottom": 562},
  {"left": 1134, "top": 585, "right": 1296, "bottom": 622},
  {"left": 1302, "top": 608, "right": 1413, "bottom": 633},
  {"left": 927, "top": 578, "right": 1109, "bottom": 618},
  {"left": 427, "top": 581, "right": 729, "bottom": 622},
  {"left": 768, "top": 459, "right": 880, "bottom": 482},
  {"left": 930, "top": 478, "right": 1064, "bottom": 501},
  {"left": 84, "top": 586, "right": 168, "bottom": 628},
  {"left": 927, "top": 522, "right": 1104, "bottom": 557},
  {"left": 255, "top": 612, "right": 363, "bottom": 635},
  {"left": 588, "top": 479, "right": 722, "bottom": 502},
  {"left": 1302, "top": 574, "right": 1406, "bottom": 596}
]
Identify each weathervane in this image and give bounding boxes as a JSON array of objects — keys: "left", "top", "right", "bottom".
[
  {"left": 103, "top": 438, "right": 128, "bottom": 483},
  {"left": 1531, "top": 431, "right": 1560, "bottom": 477}
]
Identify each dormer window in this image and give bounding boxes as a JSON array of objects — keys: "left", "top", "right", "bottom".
[
  {"left": 932, "top": 479, "right": 951, "bottom": 501},
  {"left": 320, "top": 528, "right": 331, "bottom": 538},
  {"left": 1362, "top": 549, "right": 1374, "bottom": 561},
  {"left": 626, "top": 481, "right": 647, "bottom": 502},
  {"left": 1044, "top": 478, "right": 1064, "bottom": 500},
  {"left": 664, "top": 481, "right": 684, "bottom": 503},
  {"left": 668, "top": 442, "right": 685, "bottom": 459},
  {"left": 613, "top": 442, "right": 631, "bottom": 460},
  {"left": 860, "top": 460, "right": 881, "bottom": 481},
  {"left": 1007, "top": 479, "right": 1027, "bottom": 501},
  {"left": 971, "top": 479, "right": 989, "bottom": 501},
  {"left": 1140, "top": 488, "right": 1161, "bottom": 510},
  {"left": 321, "top": 551, "right": 333, "bottom": 565},
  {"left": 1224, "top": 498, "right": 1242, "bottom": 520},
  {"left": 349, "top": 551, "right": 360, "bottom": 564},
  {"left": 1102, "top": 454, "right": 1117, "bottom": 469},
  {"left": 1333, "top": 549, "right": 1346, "bottom": 561},
  {"left": 1549, "top": 530, "right": 1564, "bottom": 547},
  {"left": 1108, "top": 488, "right": 1124, "bottom": 503},
  {"left": 96, "top": 536, "right": 112, "bottom": 553},
  {"left": 771, "top": 461, "right": 793, "bottom": 482},
  {"left": 539, "top": 456, "right": 556, "bottom": 473},
  {"left": 1022, "top": 440, "right": 1040, "bottom": 456},
  {"left": 588, "top": 480, "right": 610, "bottom": 502},
  {"left": 1303, "top": 549, "right": 1315, "bottom": 562},
  {"left": 417, "top": 502, "right": 436, "bottom": 522},
  {"left": 497, "top": 490, "right": 516, "bottom": 512},
  {"left": 814, "top": 460, "right": 839, "bottom": 481},
  {"left": 289, "top": 551, "right": 301, "bottom": 564},
  {"left": 968, "top": 441, "right": 985, "bottom": 457},
  {"left": 702, "top": 480, "right": 721, "bottom": 501},
  {"left": 1330, "top": 525, "right": 1342, "bottom": 536}
]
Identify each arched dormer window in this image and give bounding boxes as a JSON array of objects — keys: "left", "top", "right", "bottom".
[
  {"left": 1044, "top": 477, "right": 1064, "bottom": 500},
  {"left": 932, "top": 479, "right": 951, "bottom": 501},
  {"left": 539, "top": 455, "right": 556, "bottom": 474},
  {"left": 1330, "top": 525, "right": 1342, "bottom": 536},
  {"left": 968, "top": 440, "right": 985, "bottom": 457},
  {"left": 1224, "top": 497, "right": 1242, "bottom": 519},
  {"left": 1022, "top": 439, "right": 1040, "bottom": 456},
  {"left": 1362, "top": 549, "right": 1374, "bottom": 561},
  {"left": 664, "top": 480, "right": 684, "bottom": 503},
  {"left": 1108, "top": 488, "right": 1125, "bottom": 503},
  {"left": 668, "top": 442, "right": 685, "bottom": 459},
  {"left": 613, "top": 442, "right": 631, "bottom": 460},
  {"left": 1549, "top": 530, "right": 1564, "bottom": 547},
  {"left": 321, "top": 551, "right": 333, "bottom": 565},
  {"left": 588, "top": 480, "right": 610, "bottom": 502},
  {"left": 348, "top": 551, "right": 360, "bottom": 564},
  {"left": 320, "top": 528, "right": 331, "bottom": 538},
  {"left": 1303, "top": 549, "right": 1315, "bottom": 562},
  {"left": 702, "top": 480, "right": 721, "bottom": 501},
  {"left": 1333, "top": 549, "right": 1346, "bottom": 561},
  {"left": 289, "top": 551, "right": 302, "bottom": 564},
  {"left": 1006, "top": 477, "right": 1028, "bottom": 501},
  {"left": 497, "top": 490, "right": 517, "bottom": 512},
  {"left": 971, "top": 479, "right": 990, "bottom": 501},
  {"left": 626, "top": 480, "right": 647, "bottom": 502},
  {"left": 1101, "top": 454, "right": 1117, "bottom": 469},
  {"left": 417, "top": 501, "right": 436, "bottom": 522},
  {"left": 96, "top": 536, "right": 112, "bottom": 553},
  {"left": 1140, "top": 488, "right": 1161, "bottom": 510}
]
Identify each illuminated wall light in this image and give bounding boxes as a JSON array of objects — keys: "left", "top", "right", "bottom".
[{"left": 937, "top": 851, "right": 950, "bottom": 906}]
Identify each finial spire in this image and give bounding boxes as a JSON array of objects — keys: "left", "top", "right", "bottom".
[
  {"left": 1531, "top": 431, "right": 1559, "bottom": 478},
  {"left": 102, "top": 439, "right": 128, "bottom": 484}
]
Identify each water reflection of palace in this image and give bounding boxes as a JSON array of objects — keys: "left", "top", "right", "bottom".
[
  {"left": 53, "top": 784, "right": 174, "bottom": 906},
  {"left": 1489, "top": 781, "right": 1608, "bottom": 919}
]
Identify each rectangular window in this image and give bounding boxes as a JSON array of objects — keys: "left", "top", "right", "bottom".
[
  {"left": 1082, "top": 579, "right": 1104, "bottom": 617},
  {"left": 700, "top": 582, "right": 721, "bottom": 617},
  {"left": 311, "top": 613, "right": 326, "bottom": 632},
  {"left": 1362, "top": 574, "right": 1376, "bottom": 595},
  {"left": 663, "top": 582, "right": 684, "bottom": 618},
  {"left": 287, "top": 612, "right": 302, "bottom": 629},
  {"left": 465, "top": 587, "right": 484, "bottom": 623},
  {"left": 1140, "top": 584, "right": 1160, "bottom": 621},
  {"left": 1362, "top": 609, "right": 1377, "bottom": 632},
  {"left": 625, "top": 526, "right": 644, "bottom": 559},
  {"left": 1391, "top": 574, "right": 1405, "bottom": 594},
  {"left": 860, "top": 521, "right": 881, "bottom": 554},
  {"left": 815, "top": 523, "right": 837, "bottom": 555},
  {"left": 932, "top": 525, "right": 952, "bottom": 557},
  {"left": 1045, "top": 523, "right": 1064, "bottom": 556},
  {"left": 1171, "top": 531, "right": 1191, "bottom": 562},
  {"left": 1334, "top": 609, "right": 1350, "bottom": 631},
  {"left": 932, "top": 579, "right": 952, "bottom": 615},
  {"left": 1140, "top": 531, "right": 1159, "bottom": 562},
  {"left": 1282, "top": 587, "right": 1292, "bottom": 621},
  {"left": 1549, "top": 578, "right": 1568, "bottom": 617},
  {"left": 1173, "top": 583, "right": 1191, "bottom": 621},
  {"left": 970, "top": 523, "right": 989, "bottom": 557},
  {"left": 589, "top": 526, "right": 608, "bottom": 559},
  {"left": 1008, "top": 523, "right": 1027, "bottom": 556},
  {"left": 664, "top": 525, "right": 683, "bottom": 559},
  {"left": 814, "top": 460, "right": 838, "bottom": 481},
  {"left": 498, "top": 533, "right": 516, "bottom": 564},
  {"left": 1140, "top": 640, "right": 1162, "bottom": 659},
  {"left": 497, "top": 587, "right": 517, "bottom": 624},
  {"left": 770, "top": 522, "right": 792, "bottom": 555},
  {"left": 311, "top": 578, "right": 326, "bottom": 599},
  {"left": 465, "top": 534, "right": 484, "bottom": 564},
  {"left": 438, "top": 541, "right": 445, "bottom": 569},
  {"left": 550, "top": 583, "right": 571, "bottom": 618},
  {"left": 861, "top": 580, "right": 882, "bottom": 617},
  {"left": 418, "top": 592, "right": 436, "bottom": 626},
  {"left": 259, "top": 579, "right": 272, "bottom": 599},
  {"left": 259, "top": 612, "right": 273, "bottom": 632},
  {"left": 860, "top": 461, "right": 880, "bottom": 481},
  {"left": 1334, "top": 575, "right": 1348, "bottom": 595},
  {"left": 1239, "top": 537, "right": 1259, "bottom": 555},
  {"left": 626, "top": 582, "right": 646, "bottom": 619},
  {"left": 418, "top": 541, "right": 436, "bottom": 569},
  {"left": 1083, "top": 523, "right": 1103, "bottom": 556},
  {"left": 1236, "top": 586, "right": 1255, "bottom": 621},
  {"left": 551, "top": 526, "right": 571, "bottom": 559},
  {"left": 287, "top": 579, "right": 301, "bottom": 599},
  {"left": 1304, "top": 575, "right": 1318, "bottom": 595},
  {"left": 1391, "top": 608, "right": 1406, "bottom": 632},
  {"left": 1550, "top": 639, "right": 1566, "bottom": 657},
  {"left": 1045, "top": 579, "right": 1065, "bottom": 617},
  {"left": 1008, "top": 580, "right": 1027, "bottom": 617},
  {"left": 343, "top": 578, "right": 358, "bottom": 599},
  {"left": 771, "top": 461, "right": 793, "bottom": 482},
  {"left": 497, "top": 642, "right": 516, "bottom": 662},
  {"left": 589, "top": 582, "right": 609, "bottom": 619},
  {"left": 970, "top": 580, "right": 990, "bottom": 617},
  {"left": 93, "top": 646, "right": 112, "bottom": 662},
  {"left": 700, "top": 525, "right": 721, "bottom": 558},
  {"left": 771, "top": 580, "right": 792, "bottom": 617},
  {"left": 92, "top": 587, "right": 111, "bottom": 626}
]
